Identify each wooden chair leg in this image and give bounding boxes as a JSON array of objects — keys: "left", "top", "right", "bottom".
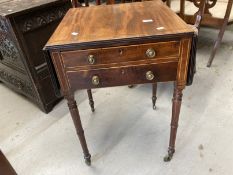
[
  {"left": 65, "top": 93, "right": 91, "bottom": 165},
  {"left": 71, "top": 0, "right": 78, "bottom": 7},
  {"left": 152, "top": 82, "right": 157, "bottom": 110},
  {"left": 164, "top": 83, "right": 184, "bottom": 162},
  {"left": 87, "top": 89, "right": 95, "bottom": 112},
  {"left": 179, "top": 0, "right": 185, "bottom": 19},
  {"left": 107, "top": 0, "right": 115, "bottom": 4},
  {"left": 84, "top": 0, "right": 89, "bottom": 6},
  {"left": 96, "top": 0, "right": 101, "bottom": 5},
  {"left": 166, "top": 0, "right": 171, "bottom": 7},
  {"left": 73, "top": 0, "right": 85, "bottom": 7},
  {"left": 207, "top": 0, "right": 233, "bottom": 67}
]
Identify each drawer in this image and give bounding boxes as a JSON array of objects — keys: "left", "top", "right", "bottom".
[
  {"left": 61, "top": 41, "right": 180, "bottom": 68},
  {"left": 66, "top": 61, "right": 178, "bottom": 90}
]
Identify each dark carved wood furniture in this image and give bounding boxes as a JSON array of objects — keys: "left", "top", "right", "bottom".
[
  {"left": 45, "top": 0, "right": 195, "bottom": 165},
  {"left": 0, "top": 150, "right": 17, "bottom": 175},
  {"left": 74, "top": 0, "right": 110, "bottom": 6},
  {"left": 75, "top": 0, "right": 144, "bottom": 6},
  {"left": 0, "top": 0, "right": 72, "bottom": 113}
]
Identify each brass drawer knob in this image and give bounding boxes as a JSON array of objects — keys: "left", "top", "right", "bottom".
[
  {"left": 87, "top": 55, "right": 95, "bottom": 64},
  {"left": 146, "top": 48, "right": 156, "bottom": 58},
  {"left": 92, "top": 75, "right": 100, "bottom": 85},
  {"left": 146, "top": 71, "right": 155, "bottom": 80}
]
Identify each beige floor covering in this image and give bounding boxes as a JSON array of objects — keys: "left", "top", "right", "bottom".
[{"left": 0, "top": 18, "right": 233, "bottom": 175}]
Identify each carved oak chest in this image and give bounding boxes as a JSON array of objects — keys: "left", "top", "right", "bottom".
[{"left": 0, "top": 0, "right": 71, "bottom": 113}]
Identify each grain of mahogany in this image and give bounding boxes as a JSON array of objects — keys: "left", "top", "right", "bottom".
[
  {"left": 45, "top": 0, "right": 195, "bottom": 165},
  {"left": 46, "top": 0, "right": 193, "bottom": 48}
]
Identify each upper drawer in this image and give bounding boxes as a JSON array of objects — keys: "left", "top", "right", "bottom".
[{"left": 61, "top": 41, "right": 180, "bottom": 68}]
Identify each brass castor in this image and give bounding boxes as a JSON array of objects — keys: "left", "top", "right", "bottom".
[
  {"left": 89, "top": 100, "right": 95, "bottom": 113},
  {"left": 128, "top": 85, "right": 135, "bottom": 88},
  {"left": 163, "top": 149, "right": 175, "bottom": 162},
  {"left": 152, "top": 96, "right": 157, "bottom": 110},
  {"left": 163, "top": 154, "right": 173, "bottom": 162},
  {"left": 90, "top": 105, "right": 95, "bottom": 113},
  {"left": 84, "top": 155, "right": 91, "bottom": 166}
]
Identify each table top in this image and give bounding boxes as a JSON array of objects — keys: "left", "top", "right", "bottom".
[
  {"left": 45, "top": 0, "right": 194, "bottom": 50},
  {"left": 0, "top": 0, "right": 64, "bottom": 17}
]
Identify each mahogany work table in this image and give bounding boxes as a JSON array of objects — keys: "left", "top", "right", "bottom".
[{"left": 44, "top": 0, "right": 195, "bottom": 165}]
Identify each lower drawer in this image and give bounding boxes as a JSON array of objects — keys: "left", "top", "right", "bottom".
[{"left": 66, "top": 61, "right": 178, "bottom": 90}]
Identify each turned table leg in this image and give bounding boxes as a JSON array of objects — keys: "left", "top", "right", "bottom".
[
  {"left": 96, "top": 0, "right": 101, "bottom": 5},
  {"left": 71, "top": 0, "right": 77, "bottom": 7},
  {"left": 84, "top": 0, "right": 89, "bottom": 6},
  {"left": 65, "top": 94, "right": 91, "bottom": 165},
  {"left": 164, "top": 84, "right": 183, "bottom": 162},
  {"left": 152, "top": 82, "right": 157, "bottom": 110},
  {"left": 87, "top": 89, "right": 95, "bottom": 112},
  {"left": 166, "top": 0, "right": 171, "bottom": 7}
]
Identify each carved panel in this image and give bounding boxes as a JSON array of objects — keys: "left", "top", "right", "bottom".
[
  {"left": 0, "top": 19, "right": 8, "bottom": 33},
  {"left": 0, "top": 37, "right": 22, "bottom": 63},
  {"left": 0, "top": 69, "right": 37, "bottom": 100},
  {"left": 0, "top": 18, "right": 25, "bottom": 72},
  {"left": 0, "top": 1, "right": 71, "bottom": 112},
  {"left": 19, "top": 4, "right": 70, "bottom": 33},
  {"left": 192, "top": 0, "right": 217, "bottom": 15}
]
